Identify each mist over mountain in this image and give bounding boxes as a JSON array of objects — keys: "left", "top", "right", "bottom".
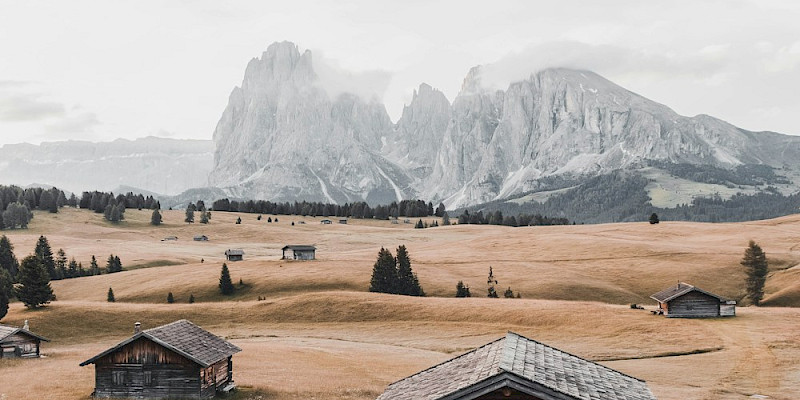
[
  {"left": 209, "top": 41, "right": 800, "bottom": 209},
  {"left": 0, "top": 136, "right": 213, "bottom": 195}
]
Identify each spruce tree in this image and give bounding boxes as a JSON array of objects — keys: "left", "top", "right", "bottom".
[
  {"left": 107, "top": 287, "right": 115, "bottom": 302},
  {"left": 504, "top": 287, "right": 515, "bottom": 298},
  {"left": 369, "top": 248, "right": 399, "bottom": 294},
  {"left": 15, "top": 255, "right": 55, "bottom": 308},
  {"left": 741, "top": 240, "right": 768, "bottom": 306},
  {"left": 200, "top": 211, "right": 209, "bottom": 224},
  {"left": 151, "top": 209, "right": 162, "bottom": 226},
  {"left": 0, "top": 235, "right": 18, "bottom": 279},
  {"left": 455, "top": 281, "right": 471, "bottom": 297},
  {"left": 487, "top": 267, "right": 499, "bottom": 298},
  {"left": 55, "top": 248, "right": 67, "bottom": 279},
  {"left": 185, "top": 208, "right": 195, "bottom": 223},
  {"left": 0, "top": 269, "right": 11, "bottom": 320},
  {"left": 235, "top": 217, "right": 242, "bottom": 224},
  {"left": 167, "top": 292, "right": 174, "bottom": 303},
  {"left": 68, "top": 258, "right": 79, "bottom": 278},
  {"left": 442, "top": 212, "right": 451, "bottom": 226},
  {"left": 189, "top": 294, "right": 195, "bottom": 304},
  {"left": 649, "top": 213, "right": 660, "bottom": 224},
  {"left": 396, "top": 245, "right": 424, "bottom": 296},
  {"left": 34, "top": 236, "right": 56, "bottom": 280},
  {"left": 89, "top": 255, "right": 100, "bottom": 276},
  {"left": 219, "top": 263, "right": 235, "bottom": 295}
]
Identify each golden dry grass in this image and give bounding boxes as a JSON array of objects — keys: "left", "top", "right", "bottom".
[{"left": 0, "top": 208, "right": 799, "bottom": 399}]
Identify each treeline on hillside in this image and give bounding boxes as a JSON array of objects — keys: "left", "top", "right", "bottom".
[
  {"left": 464, "top": 170, "right": 800, "bottom": 224},
  {"left": 0, "top": 185, "right": 73, "bottom": 229},
  {"left": 211, "top": 198, "right": 443, "bottom": 220},
  {"left": 78, "top": 191, "right": 160, "bottom": 223},
  {"left": 456, "top": 210, "right": 569, "bottom": 226},
  {"left": 649, "top": 161, "right": 792, "bottom": 187}
]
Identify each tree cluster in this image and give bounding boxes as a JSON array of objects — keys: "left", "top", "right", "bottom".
[
  {"left": 457, "top": 209, "right": 569, "bottom": 227},
  {"left": 369, "top": 245, "right": 425, "bottom": 296},
  {"left": 79, "top": 191, "right": 159, "bottom": 212},
  {"left": 0, "top": 185, "right": 69, "bottom": 229},
  {"left": 455, "top": 280, "right": 471, "bottom": 297},
  {"left": 211, "top": 198, "right": 439, "bottom": 221}
]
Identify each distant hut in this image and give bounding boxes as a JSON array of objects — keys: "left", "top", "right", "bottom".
[
  {"left": 377, "top": 331, "right": 656, "bottom": 400},
  {"left": 161, "top": 236, "right": 178, "bottom": 241},
  {"left": 281, "top": 245, "right": 316, "bottom": 260},
  {"left": 0, "top": 320, "right": 49, "bottom": 359},
  {"left": 224, "top": 249, "right": 244, "bottom": 261},
  {"left": 80, "top": 320, "right": 241, "bottom": 399},
  {"left": 320, "top": 219, "right": 332, "bottom": 224},
  {"left": 338, "top": 218, "right": 348, "bottom": 224},
  {"left": 650, "top": 282, "right": 736, "bottom": 318},
  {"left": 193, "top": 235, "right": 209, "bottom": 241}
]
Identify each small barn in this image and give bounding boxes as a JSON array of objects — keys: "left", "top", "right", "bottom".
[
  {"left": 377, "top": 331, "right": 656, "bottom": 400},
  {"left": 224, "top": 249, "right": 244, "bottom": 261},
  {"left": 320, "top": 219, "right": 332, "bottom": 224},
  {"left": 80, "top": 320, "right": 241, "bottom": 399},
  {"left": 282, "top": 245, "right": 316, "bottom": 260},
  {"left": 338, "top": 218, "right": 348, "bottom": 224},
  {"left": 650, "top": 282, "right": 736, "bottom": 318},
  {"left": 0, "top": 321, "right": 49, "bottom": 359},
  {"left": 193, "top": 235, "right": 208, "bottom": 241}
]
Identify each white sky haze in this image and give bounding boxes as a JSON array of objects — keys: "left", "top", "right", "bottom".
[{"left": 1, "top": 0, "right": 799, "bottom": 145}]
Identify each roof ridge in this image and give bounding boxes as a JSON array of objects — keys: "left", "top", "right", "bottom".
[
  {"left": 383, "top": 336, "right": 507, "bottom": 389},
  {"left": 144, "top": 319, "right": 191, "bottom": 332},
  {"left": 501, "top": 331, "right": 647, "bottom": 383}
]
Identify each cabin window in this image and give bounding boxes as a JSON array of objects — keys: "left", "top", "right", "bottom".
[
  {"left": 144, "top": 371, "right": 153, "bottom": 386},
  {"left": 112, "top": 370, "right": 127, "bottom": 386}
]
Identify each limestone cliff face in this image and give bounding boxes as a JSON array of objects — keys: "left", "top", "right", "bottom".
[
  {"left": 209, "top": 41, "right": 408, "bottom": 204},
  {"left": 209, "top": 42, "right": 800, "bottom": 207}
]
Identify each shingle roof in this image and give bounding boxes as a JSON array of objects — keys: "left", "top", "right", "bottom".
[
  {"left": 282, "top": 245, "right": 316, "bottom": 251},
  {"left": 0, "top": 323, "right": 50, "bottom": 342},
  {"left": 650, "top": 282, "right": 729, "bottom": 303},
  {"left": 80, "top": 320, "right": 241, "bottom": 367},
  {"left": 377, "top": 332, "right": 656, "bottom": 400}
]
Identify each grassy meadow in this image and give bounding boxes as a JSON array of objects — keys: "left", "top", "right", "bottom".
[{"left": 1, "top": 207, "right": 800, "bottom": 399}]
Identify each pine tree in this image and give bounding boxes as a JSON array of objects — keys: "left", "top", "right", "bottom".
[
  {"left": 189, "top": 294, "right": 195, "bottom": 304},
  {"left": 55, "top": 248, "right": 67, "bottom": 279},
  {"left": 150, "top": 209, "right": 162, "bottom": 226},
  {"left": 235, "top": 217, "right": 242, "bottom": 224},
  {"left": 200, "top": 211, "right": 209, "bottom": 224},
  {"left": 649, "top": 213, "right": 660, "bottom": 224},
  {"left": 369, "top": 248, "right": 399, "bottom": 294},
  {"left": 0, "top": 269, "right": 11, "bottom": 320},
  {"left": 396, "top": 245, "right": 424, "bottom": 296},
  {"left": 185, "top": 207, "right": 195, "bottom": 223},
  {"left": 455, "top": 281, "right": 471, "bottom": 297},
  {"left": 219, "top": 263, "right": 235, "bottom": 295},
  {"left": 109, "top": 205, "right": 122, "bottom": 223},
  {"left": 741, "top": 240, "right": 768, "bottom": 306},
  {"left": 167, "top": 292, "right": 174, "bottom": 303},
  {"left": 68, "top": 258, "right": 79, "bottom": 278},
  {"left": 442, "top": 212, "right": 451, "bottom": 226},
  {"left": 34, "top": 236, "right": 56, "bottom": 280},
  {"left": 415, "top": 219, "right": 424, "bottom": 229},
  {"left": 106, "top": 254, "right": 121, "bottom": 273},
  {"left": 487, "top": 267, "right": 499, "bottom": 298},
  {"left": 504, "top": 287, "right": 515, "bottom": 298},
  {"left": 107, "top": 287, "right": 115, "bottom": 302},
  {"left": 0, "top": 235, "right": 19, "bottom": 279},
  {"left": 89, "top": 255, "right": 100, "bottom": 276},
  {"left": 2, "top": 202, "right": 31, "bottom": 229},
  {"left": 15, "top": 255, "right": 55, "bottom": 308}
]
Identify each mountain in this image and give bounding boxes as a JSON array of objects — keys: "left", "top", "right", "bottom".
[
  {"left": 208, "top": 41, "right": 410, "bottom": 204},
  {"left": 0, "top": 137, "right": 213, "bottom": 195},
  {"left": 207, "top": 41, "right": 800, "bottom": 209}
]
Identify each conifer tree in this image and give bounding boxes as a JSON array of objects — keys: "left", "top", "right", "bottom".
[
  {"left": 504, "top": 287, "right": 515, "bottom": 298},
  {"left": 185, "top": 207, "right": 195, "bottom": 223},
  {"left": 89, "top": 255, "right": 100, "bottom": 276},
  {"left": 235, "top": 217, "right": 242, "bottom": 224},
  {"left": 189, "top": 294, "right": 195, "bottom": 304},
  {"left": 649, "top": 213, "right": 660, "bottom": 224},
  {"left": 0, "top": 269, "right": 11, "bottom": 320},
  {"left": 68, "top": 258, "right": 79, "bottom": 278},
  {"left": 455, "top": 281, "right": 471, "bottom": 297},
  {"left": 167, "top": 292, "right": 174, "bottom": 303},
  {"left": 55, "top": 248, "right": 67, "bottom": 279},
  {"left": 741, "top": 240, "right": 768, "bottom": 306},
  {"left": 151, "top": 209, "right": 162, "bottom": 226},
  {"left": 369, "top": 247, "right": 399, "bottom": 294},
  {"left": 396, "top": 245, "right": 424, "bottom": 296},
  {"left": 487, "top": 267, "right": 499, "bottom": 298},
  {"left": 34, "top": 236, "right": 56, "bottom": 280},
  {"left": 2, "top": 202, "right": 31, "bottom": 229},
  {"left": 0, "top": 235, "right": 18, "bottom": 279},
  {"left": 219, "top": 263, "right": 235, "bottom": 295},
  {"left": 200, "top": 211, "right": 209, "bottom": 224},
  {"left": 442, "top": 212, "right": 451, "bottom": 226},
  {"left": 107, "top": 287, "right": 115, "bottom": 302},
  {"left": 15, "top": 255, "right": 55, "bottom": 308}
]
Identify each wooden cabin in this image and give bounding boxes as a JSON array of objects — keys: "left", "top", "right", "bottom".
[
  {"left": 377, "top": 332, "right": 656, "bottom": 400},
  {"left": 193, "top": 235, "right": 208, "bottom": 241},
  {"left": 338, "top": 218, "right": 348, "bottom": 224},
  {"left": 282, "top": 245, "right": 316, "bottom": 260},
  {"left": 161, "top": 236, "right": 178, "bottom": 241},
  {"left": 320, "top": 219, "right": 332, "bottom": 224},
  {"left": 80, "top": 320, "right": 241, "bottom": 399},
  {"left": 0, "top": 321, "right": 49, "bottom": 359},
  {"left": 650, "top": 282, "right": 736, "bottom": 318},
  {"left": 224, "top": 249, "right": 244, "bottom": 261}
]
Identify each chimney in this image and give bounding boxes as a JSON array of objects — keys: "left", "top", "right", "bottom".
[
  {"left": 23, "top": 320, "right": 29, "bottom": 331},
  {"left": 134, "top": 322, "right": 141, "bottom": 334}
]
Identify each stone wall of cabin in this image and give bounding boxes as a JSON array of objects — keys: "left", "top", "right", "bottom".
[
  {"left": 0, "top": 333, "right": 39, "bottom": 358},
  {"left": 667, "top": 291, "right": 720, "bottom": 318}
]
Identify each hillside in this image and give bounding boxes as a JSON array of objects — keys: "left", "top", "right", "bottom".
[{"left": 1, "top": 209, "right": 799, "bottom": 399}]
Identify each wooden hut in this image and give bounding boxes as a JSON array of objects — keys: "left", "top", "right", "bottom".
[
  {"left": 80, "top": 320, "right": 241, "bottom": 399},
  {"left": 0, "top": 320, "right": 49, "bottom": 359},
  {"left": 650, "top": 282, "right": 735, "bottom": 318},
  {"left": 338, "top": 218, "right": 348, "bottom": 224},
  {"left": 193, "top": 235, "right": 208, "bottom": 241},
  {"left": 282, "top": 245, "right": 316, "bottom": 260},
  {"left": 224, "top": 249, "right": 244, "bottom": 261},
  {"left": 320, "top": 219, "right": 332, "bottom": 224},
  {"left": 377, "top": 332, "right": 656, "bottom": 400}
]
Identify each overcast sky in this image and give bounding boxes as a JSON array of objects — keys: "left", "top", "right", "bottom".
[{"left": 1, "top": 0, "right": 799, "bottom": 146}]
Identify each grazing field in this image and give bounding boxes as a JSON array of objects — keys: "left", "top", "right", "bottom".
[{"left": 1, "top": 208, "right": 800, "bottom": 399}]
